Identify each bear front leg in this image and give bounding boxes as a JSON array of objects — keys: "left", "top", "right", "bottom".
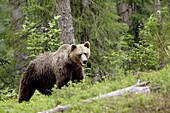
[
  {"left": 18, "top": 63, "right": 37, "bottom": 103},
  {"left": 72, "top": 67, "right": 84, "bottom": 82},
  {"left": 18, "top": 85, "right": 36, "bottom": 103},
  {"left": 18, "top": 76, "right": 37, "bottom": 103}
]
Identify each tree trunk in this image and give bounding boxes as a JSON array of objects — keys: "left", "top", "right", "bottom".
[
  {"left": 155, "top": 0, "right": 165, "bottom": 69},
  {"left": 167, "top": 0, "right": 170, "bottom": 21},
  {"left": 116, "top": 1, "right": 129, "bottom": 25},
  {"left": 56, "top": 0, "right": 75, "bottom": 44},
  {"left": 155, "top": 0, "right": 162, "bottom": 23},
  {"left": 116, "top": 0, "right": 134, "bottom": 26}
]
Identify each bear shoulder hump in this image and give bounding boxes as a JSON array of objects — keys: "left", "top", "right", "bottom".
[{"left": 57, "top": 44, "right": 71, "bottom": 51}]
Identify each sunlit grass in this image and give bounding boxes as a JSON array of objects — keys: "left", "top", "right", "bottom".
[{"left": 0, "top": 65, "right": 169, "bottom": 113}]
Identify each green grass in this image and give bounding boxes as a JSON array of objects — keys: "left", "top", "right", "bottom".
[{"left": 0, "top": 65, "right": 170, "bottom": 113}]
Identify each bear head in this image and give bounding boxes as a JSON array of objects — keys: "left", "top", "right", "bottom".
[{"left": 70, "top": 41, "right": 90, "bottom": 67}]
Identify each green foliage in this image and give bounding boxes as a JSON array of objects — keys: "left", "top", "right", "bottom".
[
  {"left": 21, "top": 0, "right": 56, "bottom": 23},
  {"left": 0, "top": 88, "right": 17, "bottom": 101},
  {"left": 118, "top": 0, "right": 154, "bottom": 37},
  {"left": 71, "top": 0, "right": 128, "bottom": 77},
  {"left": 139, "top": 13, "right": 170, "bottom": 58},
  {"left": 105, "top": 12, "right": 170, "bottom": 73},
  {"left": 0, "top": 0, "right": 12, "bottom": 33},
  {"left": 0, "top": 1, "right": 170, "bottom": 112},
  {"left": 0, "top": 14, "right": 61, "bottom": 91},
  {"left": 0, "top": 1, "right": 17, "bottom": 91},
  {"left": 0, "top": 40, "right": 16, "bottom": 90},
  {"left": 20, "top": 16, "right": 61, "bottom": 58},
  {"left": 0, "top": 65, "right": 169, "bottom": 112},
  {"left": 105, "top": 34, "right": 160, "bottom": 72}
]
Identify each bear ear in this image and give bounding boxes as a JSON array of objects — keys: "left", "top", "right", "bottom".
[
  {"left": 71, "top": 44, "right": 77, "bottom": 51},
  {"left": 84, "top": 41, "right": 90, "bottom": 48}
]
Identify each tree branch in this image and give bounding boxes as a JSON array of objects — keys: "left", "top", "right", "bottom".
[{"left": 37, "top": 80, "right": 151, "bottom": 113}]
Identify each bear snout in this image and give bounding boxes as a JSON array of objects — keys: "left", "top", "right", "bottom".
[{"left": 83, "top": 60, "right": 87, "bottom": 64}]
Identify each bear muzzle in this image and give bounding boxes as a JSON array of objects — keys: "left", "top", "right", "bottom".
[
  {"left": 80, "top": 60, "right": 87, "bottom": 67},
  {"left": 83, "top": 60, "right": 87, "bottom": 65},
  {"left": 80, "top": 54, "right": 88, "bottom": 67}
]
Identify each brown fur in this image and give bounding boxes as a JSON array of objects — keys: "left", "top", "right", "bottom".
[{"left": 18, "top": 42, "right": 90, "bottom": 103}]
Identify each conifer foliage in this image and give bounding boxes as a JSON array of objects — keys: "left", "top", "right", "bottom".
[{"left": 0, "top": 0, "right": 169, "bottom": 91}]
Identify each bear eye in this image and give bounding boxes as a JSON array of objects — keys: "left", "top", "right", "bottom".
[
  {"left": 78, "top": 54, "right": 81, "bottom": 57},
  {"left": 84, "top": 53, "right": 87, "bottom": 56}
]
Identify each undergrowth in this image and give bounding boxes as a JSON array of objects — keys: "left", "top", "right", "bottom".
[{"left": 0, "top": 65, "right": 169, "bottom": 113}]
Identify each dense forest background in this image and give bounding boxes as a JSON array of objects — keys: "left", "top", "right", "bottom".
[{"left": 0, "top": 0, "right": 170, "bottom": 112}]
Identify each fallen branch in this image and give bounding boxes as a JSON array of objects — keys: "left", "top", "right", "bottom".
[{"left": 37, "top": 80, "right": 151, "bottom": 113}]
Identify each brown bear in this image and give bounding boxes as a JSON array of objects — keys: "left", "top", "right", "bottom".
[{"left": 18, "top": 41, "right": 90, "bottom": 103}]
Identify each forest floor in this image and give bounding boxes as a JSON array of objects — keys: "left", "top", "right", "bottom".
[{"left": 0, "top": 65, "right": 170, "bottom": 113}]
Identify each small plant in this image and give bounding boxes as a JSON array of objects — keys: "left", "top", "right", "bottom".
[
  {"left": 0, "top": 87, "right": 17, "bottom": 100},
  {"left": 21, "top": 16, "right": 62, "bottom": 58},
  {"left": 104, "top": 33, "right": 159, "bottom": 74}
]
